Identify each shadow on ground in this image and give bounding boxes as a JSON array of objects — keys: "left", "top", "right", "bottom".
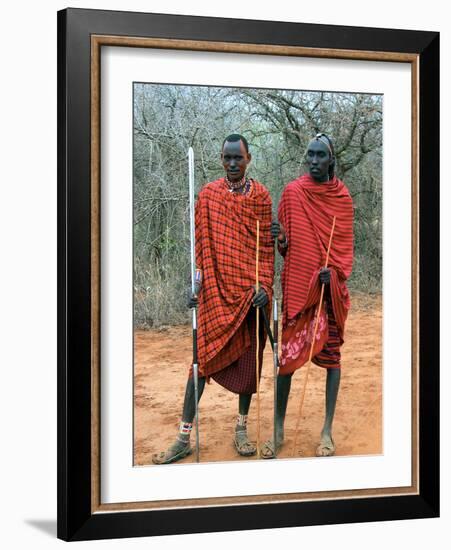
[{"left": 25, "top": 519, "right": 57, "bottom": 538}]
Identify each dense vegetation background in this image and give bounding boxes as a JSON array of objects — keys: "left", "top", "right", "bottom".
[{"left": 134, "top": 84, "right": 382, "bottom": 328}]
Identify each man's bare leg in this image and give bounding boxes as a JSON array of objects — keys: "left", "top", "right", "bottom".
[
  {"left": 316, "top": 368, "right": 340, "bottom": 456},
  {"left": 152, "top": 376, "right": 206, "bottom": 464},
  {"left": 234, "top": 393, "right": 256, "bottom": 456},
  {"left": 260, "top": 372, "right": 293, "bottom": 458}
]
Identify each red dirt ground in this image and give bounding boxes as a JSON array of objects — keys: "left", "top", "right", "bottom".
[{"left": 134, "top": 293, "right": 382, "bottom": 465}]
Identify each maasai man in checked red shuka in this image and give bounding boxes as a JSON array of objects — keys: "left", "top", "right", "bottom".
[
  {"left": 261, "top": 133, "right": 354, "bottom": 459},
  {"left": 152, "top": 134, "right": 274, "bottom": 465}
]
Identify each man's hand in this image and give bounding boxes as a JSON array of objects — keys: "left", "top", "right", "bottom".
[
  {"left": 319, "top": 267, "right": 331, "bottom": 285},
  {"left": 187, "top": 282, "right": 202, "bottom": 308},
  {"left": 270, "top": 220, "right": 286, "bottom": 243},
  {"left": 252, "top": 286, "right": 268, "bottom": 308}
]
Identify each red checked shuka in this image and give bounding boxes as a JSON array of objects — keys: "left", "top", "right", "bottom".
[{"left": 193, "top": 178, "right": 274, "bottom": 390}]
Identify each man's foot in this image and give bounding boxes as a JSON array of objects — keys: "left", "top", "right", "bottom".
[
  {"left": 315, "top": 433, "right": 335, "bottom": 457},
  {"left": 260, "top": 438, "right": 283, "bottom": 459},
  {"left": 234, "top": 428, "right": 256, "bottom": 456},
  {"left": 152, "top": 439, "right": 192, "bottom": 465}
]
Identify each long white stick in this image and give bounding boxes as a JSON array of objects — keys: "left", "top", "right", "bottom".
[{"left": 188, "top": 147, "right": 200, "bottom": 462}]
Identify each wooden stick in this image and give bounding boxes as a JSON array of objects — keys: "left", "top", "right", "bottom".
[
  {"left": 255, "top": 219, "right": 261, "bottom": 458},
  {"left": 291, "top": 216, "right": 336, "bottom": 457}
]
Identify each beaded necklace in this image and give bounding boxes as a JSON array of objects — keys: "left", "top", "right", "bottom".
[{"left": 225, "top": 176, "right": 252, "bottom": 195}]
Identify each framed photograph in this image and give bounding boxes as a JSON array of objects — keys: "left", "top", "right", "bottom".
[{"left": 57, "top": 7, "right": 439, "bottom": 541}]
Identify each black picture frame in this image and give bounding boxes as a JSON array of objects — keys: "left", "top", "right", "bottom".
[{"left": 57, "top": 7, "right": 439, "bottom": 541}]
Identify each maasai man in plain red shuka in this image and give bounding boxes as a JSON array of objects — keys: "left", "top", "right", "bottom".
[
  {"left": 278, "top": 172, "right": 354, "bottom": 372},
  {"left": 261, "top": 133, "right": 354, "bottom": 459},
  {"left": 152, "top": 134, "right": 274, "bottom": 465}
]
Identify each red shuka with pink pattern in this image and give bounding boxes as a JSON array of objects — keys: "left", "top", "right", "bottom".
[{"left": 278, "top": 174, "right": 354, "bottom": 375}]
